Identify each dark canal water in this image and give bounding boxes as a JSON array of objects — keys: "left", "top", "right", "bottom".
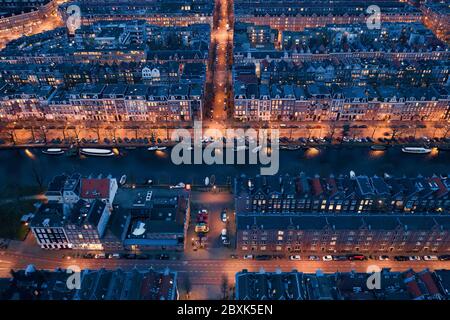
[{"left": 0, "top": 146, "right": 449, "bottom": 187}]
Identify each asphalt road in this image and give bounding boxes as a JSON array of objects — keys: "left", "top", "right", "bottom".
[{"left": 2, "top": 251, "right": 449, "bottom": 285}]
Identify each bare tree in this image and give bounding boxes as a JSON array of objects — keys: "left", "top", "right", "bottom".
[
  {"left": 72, "top": 126, "right": 82, "bottom": 144},
  {"left": 93, "top": 125, "right": 101, "bottom": 141},
  {"left": 328, "top": 122, "right": 338, "bottom": 141},
  {"left": 7, "top": 129, "right": 16, "bottom": 145},
  {"left": 106, "top": 126, "right": 117, "bottom": 140},
  {"left": 40, "top": 126, "right": 48, "bottom": 143},
  {"left": 150, "top": 129, "right": 157, "bottom": 143},
  {"left": 442, "top": 123, "right": 450, "bottom": 139},
  {"left": 389, "top": 126, "right": 400, "bottom": 142},
  {"left": 305, "top": 124, "right": 313, "bottom": 139},
  {"left": 29, "top": 126, "right": 36, "bottom": 141}
]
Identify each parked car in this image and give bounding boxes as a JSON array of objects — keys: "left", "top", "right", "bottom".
[
  {"left": 255, "top": 255, "right": 272, "bottom": 261},
  {"left": 378, "top": 255, "right": 390, "bottom": 261},
  {"left": 439, "top": 255, "right": 450, "bottom": 261},
  {"left": 308, "top": 255, "right": 320, "bottom": 261},
  {"left": 322, "top": 255, "right": 333, "bottom": 261},
  {"left": 195, "top": 223, "right": 209, "bottom": 233},
  {"left": 394, "top": 256, "right": 409, "bottom": 261},
  {"left": 221, "top": 228, "right": 227, "bottom": 240},
  {"left": 289, "top": 255, "right": 301, "bottom": 261},
  {"left": 423, "top": 255, "right": 438, "bottom": 261},
  {"left": 409, "top": 256, "right": 421, "bottom": 261},
  {"left": 333, "top": 255, "right": 348, "bottom": 261},
  {"left": 348, "top": 255, "right": 367, "bottom": 261},
  {"left": 221, "top": 210, "right": 228, "bottom": 222},
  {"left": 243, "top": 254, "right": 253, "bottom": 260}
]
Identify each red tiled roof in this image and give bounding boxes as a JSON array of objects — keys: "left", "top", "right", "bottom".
[
  {"left": 311, "top": 178, "right": 323, "bottom": 196},
  {"left": 140, "top": 271, "right": 174, "bottom": 300},
  {"left": 80, "top": 178, "right": 110, "bottom": 199},
  {"left": 405, "top": 279, "right": 422, "bottom": 298},
  {"left": 430, "top": 177, "right": 447, "bottom": 198},
  {"left": 419, "top": 271, "right": 440, "bottom": 295},
  {"left": 327, "top": 178, "right": 338, "bottom": 196}
]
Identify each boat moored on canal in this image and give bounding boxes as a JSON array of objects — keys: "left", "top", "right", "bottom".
[
  {"left": 370, "top": 145, "right": 387, "bottom": 151},
  {"left": 80, "top": 148, "right": 115, "bottom": 157},
  {"left": 42, "top": 148, "right": 65, "bottom": 155},
  {"left": 401, "top": 147, "right": 432, "bottom": 154}
]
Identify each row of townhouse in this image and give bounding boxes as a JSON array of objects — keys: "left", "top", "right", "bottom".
[
  {"left": 58, "top": 0, "right": 213, "bottom": 27},
  {"left": 234, "top": 0, "right": 423, "bottom": 31},
  {"left": 236, "top": 214, "right": 450, "bottom": 254},
  {"left": 2, "top": 266, "right": 178, "bottom": 300},
  {"left": 0, "top": 61, "right": 206, "bottom": 88},
  {"left": 236, "top": 268, "right": 450, "bottom": 300},
  {"left": 421, "top": 2, "right": 450, "bottom": 43},
  {"left": 0, "top": 0, "right": 60, "bottom": 37},
  {"left": 235, "top": 174, "right": 450, "bottom": 215},
  {"left": 235, "top": 49, "right": 450, "bottom": 65},
  {"left": 0, "top": 21, "right": 210, "bottom": 65},
  {"left": 0, "top": 83, "right": 203, "bottom": 122},
  {"left": 233, "top": 82, "right": 450, "bottom": 122},
  {"left": 256, "top": 59, "right": 450, "bottom": 88}
]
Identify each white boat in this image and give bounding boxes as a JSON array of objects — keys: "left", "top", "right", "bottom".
[
  {"left": 252, "top": 146, "right": 263, "bottom": 154},
  {"left": 119, "top": 175, "right": 127, "bottom": 185},
  {"left": 80, "top": 148, "right": 115, "bottom": 157},
  {"left": 402, "top": 147, "right": 432, "bottom": 154},
  {"left": 157, "top": 146, "right": 167, "bottom": 151},
  {"left": 42, "top": 148, "right": 65, "bottom": 155},
  {"left": 205, "top": 177, "right": 210, "bottom": 186},
  {"left": 148, "top": 146, "right": 158, "bottom": 151},
  {"left": 170, "top": 182, "right": 186, "bottom": 189}
]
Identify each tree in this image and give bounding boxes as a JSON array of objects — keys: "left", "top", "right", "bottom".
[
  {"left": 72, "top": 126, "right": 82, "bottom": 144},
  {"left": 390, "top": 125, "right": 401, "bottom": 142},
  {"left": 106, "top": 126, "right": 117, "bottom": 141},
  {"left": 93, "top": 125, "right": 101, "bottom": 141},
  {"left": 6, "top": 129, "right": 16, "bottom": 145},
  {"left": 442, "top": 123, "right": 450, "bottom": 139},
  {"left": 328, "top": 122, "right": 339, "bottom": 141},
  {"left": 40, "top": 126, "right": 48, "bottom": 143}
]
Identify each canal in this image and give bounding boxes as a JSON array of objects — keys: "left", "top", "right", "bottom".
[{"left": 0, "top": 146, "right": 449, "bottom": 188}]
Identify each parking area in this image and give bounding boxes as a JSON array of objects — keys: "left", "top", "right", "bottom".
[{"left": 185, "top": 191, "right": 236, "bottom": 259}]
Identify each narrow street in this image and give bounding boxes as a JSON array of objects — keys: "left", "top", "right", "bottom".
[{"left": 205, "top": 0, "right": 234, "bottom": 123}]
